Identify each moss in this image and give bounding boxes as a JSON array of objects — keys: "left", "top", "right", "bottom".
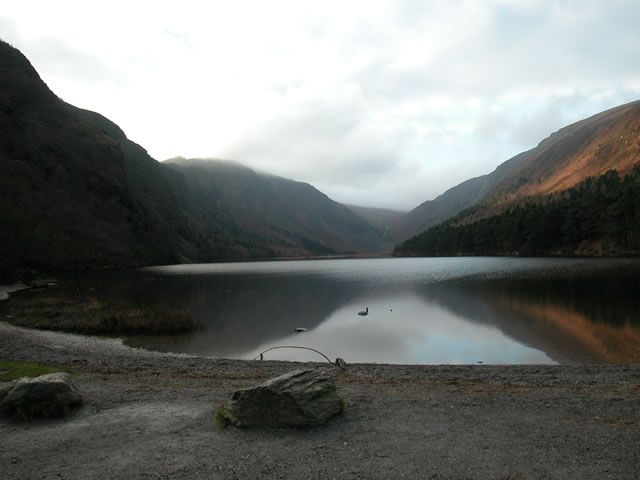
[
  {"left": 0, "top": 360, "right": 69, "bottom": 382},
  {"left": 214, "top": 406, "right": 230, "bottom": 429}
]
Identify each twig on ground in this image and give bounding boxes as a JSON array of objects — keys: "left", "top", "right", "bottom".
[{"left": 252, "top": 346, "right": 347, "bottom": 370}]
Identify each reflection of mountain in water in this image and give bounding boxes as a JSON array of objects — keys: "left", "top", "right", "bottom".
[
  {"left": 59, "top": 270, "right": 363, "bottom": 356},
  {"left": 243, "top": 293, "right": 553, "bottom": 364},
  {"left": 58, "top": 260, "right": 640, "bottom": 363},
  {"left": 418, "top": 274, "right": 640, "bottom": 363}
]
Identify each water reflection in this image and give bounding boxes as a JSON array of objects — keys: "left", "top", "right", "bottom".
[
  {"left": 56, "top": 258, "right": 640, "bottom": 364},
  {"left": 429, "top": 276, "right": 640, "bottom": 363},
  {"left": 244, "top": 294, "right": 553, "bottom": 364}
]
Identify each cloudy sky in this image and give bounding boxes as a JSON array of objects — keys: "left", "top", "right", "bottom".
[{"left": 2, "top": 1, "right": 640, "bottom": 209}]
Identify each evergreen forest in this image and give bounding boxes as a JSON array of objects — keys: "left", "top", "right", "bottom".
[{"left": 395, "top": 167, "right": 640, "bottom": 257}]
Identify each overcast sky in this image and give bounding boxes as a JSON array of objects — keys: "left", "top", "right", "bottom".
[{"left": 2, "top": 1, "right": 640, "bottom": 210}]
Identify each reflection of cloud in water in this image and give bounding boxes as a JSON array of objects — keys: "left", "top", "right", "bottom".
[
  {"left": 58, "top": 257, "right": 640, "bottom": 364},
  {"left": 246, "top": 294, "right": 554, "bottom": 364}
]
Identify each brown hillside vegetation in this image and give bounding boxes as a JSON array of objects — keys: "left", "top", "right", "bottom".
[
  {"left": 493, "top": 100, "right": 640, "bottom": 207},
  {"left": 491, "top": 298, "right": 640, "bottom": 364},
  {"left": 395, "top": 100, "right": 640, "bottom": 241}
]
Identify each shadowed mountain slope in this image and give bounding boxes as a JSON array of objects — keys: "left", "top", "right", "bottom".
[
  {"left": 0, "top": 40, "right": 187, "bottom": 276},
  {"left": 164, "top": 158, "right": 390, "bottom": 257},
  {"left": 393, "top": 175, "right": 489, "bottom": 241},
  {"left": 344, "top": 204, "right": 406, "bottom": 241},
  {"left": 0, "top": 40, "right": 387, "bottom": 280}
]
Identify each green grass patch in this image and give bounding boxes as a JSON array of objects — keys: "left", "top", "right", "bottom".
[
  {"left": 0, "top": 360, "right": 69, "bottom": 382},
  {"left": 214, "top": 406, "right": 230, "bottom": 429}
]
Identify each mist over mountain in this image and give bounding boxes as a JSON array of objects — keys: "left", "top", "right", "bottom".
[
  {"left": 0, "top": 41, "right": 387, "bottom": 280},
  {"left": 164, "top": 158, "right": 390, "bottom": 257},
  {"left": 392, "top": 175, "right": 490, "bottom": 242},
  {"left": 344, "top": 205, "right": 406, "bottom": 241},
  {"left": 3, "top": 36, "right": 639, "bottom": 281}
]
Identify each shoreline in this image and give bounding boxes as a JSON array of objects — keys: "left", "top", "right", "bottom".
[
  {"left": 2, "top": 321, "right": 639, "bottom": 479},
  {"left": 6, "top": 252, "right": 640, "bottom": 286},
  {"left": 0, "top": 283, "right": 29, "bottom": 301}
]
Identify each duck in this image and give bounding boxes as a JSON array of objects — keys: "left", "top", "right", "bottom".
[
  {"left": 358, "top": 307, "right": 369, "bottom": 316},
  {"left": 294, "top": 327, "right": 308, "bottom": 333}
]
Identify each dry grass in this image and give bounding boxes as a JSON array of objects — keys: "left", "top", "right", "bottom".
[{"left": 1, "top": 294, "right": 201, "bottom": 335}]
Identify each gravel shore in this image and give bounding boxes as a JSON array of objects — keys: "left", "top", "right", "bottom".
[{"left": 1, "top": 321, "right": 639, "bottom": 480}]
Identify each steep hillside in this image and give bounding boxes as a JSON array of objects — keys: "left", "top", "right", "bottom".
[
  {"left": 395, "top": 100, "right": 640, "bottom": 241},
  {"left": 396, "top": 167, "right": 640, "bottom": 256},
  {"left": 393, "top": 175, "right": 489, "bottom": 241},
  {"left": 0, "top": 40, "right": 388, "bottom": 280},
  {"left": 474, "top": 100, "right": 640, "bottom": 216},
  {"left": 0, "top": 40, "right": 188, "bottom": 277},
  {"left": 344, "top": 204, "right": 406, "bottom": 240},
  {"left": 165, "top": 158, "right": 390, "bottom": 256}
]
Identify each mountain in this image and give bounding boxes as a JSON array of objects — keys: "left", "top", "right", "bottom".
[
  {"left": 392, "top": 175, "right": 489, "bottom": 241},
  {"left": 395, "top": 167, "right": 640, "bottom": 256},
  {"left": 395, "top": 101, "right": 640, "bottom": 256},
  {"left": 164, "top": 158, "right": 390, "bottom": 257},
  {"left": 0, "top": 40, "right": 190, "bottom": 278},
  {"left": 344, "top": 204, "right": 406, "bottom": 241},
  {"left": 394, "top": 100, "right": 640, "bottom": 242},
  {"left": 0, "top": 40, "right": 387, "bottom": 280}
]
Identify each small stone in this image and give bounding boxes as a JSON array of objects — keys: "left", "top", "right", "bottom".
[
  {"left": 220, "top": 369, "right": 343, "bottom": 428},
  {"left": 0, "top": 373, "right": 82, "bottom": 420}
]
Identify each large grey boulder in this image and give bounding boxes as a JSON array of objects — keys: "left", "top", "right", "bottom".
[
  {"left": 220, "top": 369, "right": 343, "bottom": 428},
  {"left": 0, "top": 373, "right": 82, "bottom": 420}
]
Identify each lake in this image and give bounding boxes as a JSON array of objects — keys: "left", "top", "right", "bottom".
[{"left": 57, "top": 257, "right": 640, "bottom": 364}]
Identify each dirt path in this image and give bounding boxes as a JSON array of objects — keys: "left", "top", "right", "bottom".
[{"left": 1, "top": 322, "right": 639, "bottom": 479}]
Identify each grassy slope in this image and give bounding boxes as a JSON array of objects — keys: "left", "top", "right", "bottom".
[
  {"left": 394, "top": 100, "right": 640, "bottom": 242},
  {"left": 0, "top": 360, "right": 69, "bottom": 382}
]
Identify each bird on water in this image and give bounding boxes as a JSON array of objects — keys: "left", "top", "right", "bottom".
[{"left": 358, "top": 307, "right": 368, "bottom": 316}]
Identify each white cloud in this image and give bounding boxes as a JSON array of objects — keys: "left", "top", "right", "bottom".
[{"left": 2, "top": 0, "right": 639, "bottom": 209}]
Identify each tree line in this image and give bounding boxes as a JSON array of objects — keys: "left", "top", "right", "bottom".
[{"left": 395, "top": 166, "right": 640, "bottom": 257}]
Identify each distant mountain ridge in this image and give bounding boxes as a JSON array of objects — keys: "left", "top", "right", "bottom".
[
  {"left": 393, "top": 175, "right": 489, "bottom": 241},
  {"left": 344, "top": 204, "right": 406, "bottom": 241},
  {"left": 394, "top": 100, "right": 640, "bottom": 241},
  {"left": 164, "top": 158, "right": 390, "bottom": 257},
  {"left": 3, "top": 38, "right": 639, "bottom": 278},
  {"left": 0, "top": 40, "right": 387, "bottom": 280}
]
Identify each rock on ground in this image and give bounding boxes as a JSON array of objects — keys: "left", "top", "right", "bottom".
[
  {"left": 0, "top": 372, "right": 82, "bottom": 420},
  {"left": 221, "top": 368, "right": 343, "bottom": 427},
  {"left": 2, "top": 322, "right": 640, "bottom": 479}
]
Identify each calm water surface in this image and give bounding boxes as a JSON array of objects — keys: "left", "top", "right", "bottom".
[{"left": 59, "top": 257, "right": 640, "bottom": 364}]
